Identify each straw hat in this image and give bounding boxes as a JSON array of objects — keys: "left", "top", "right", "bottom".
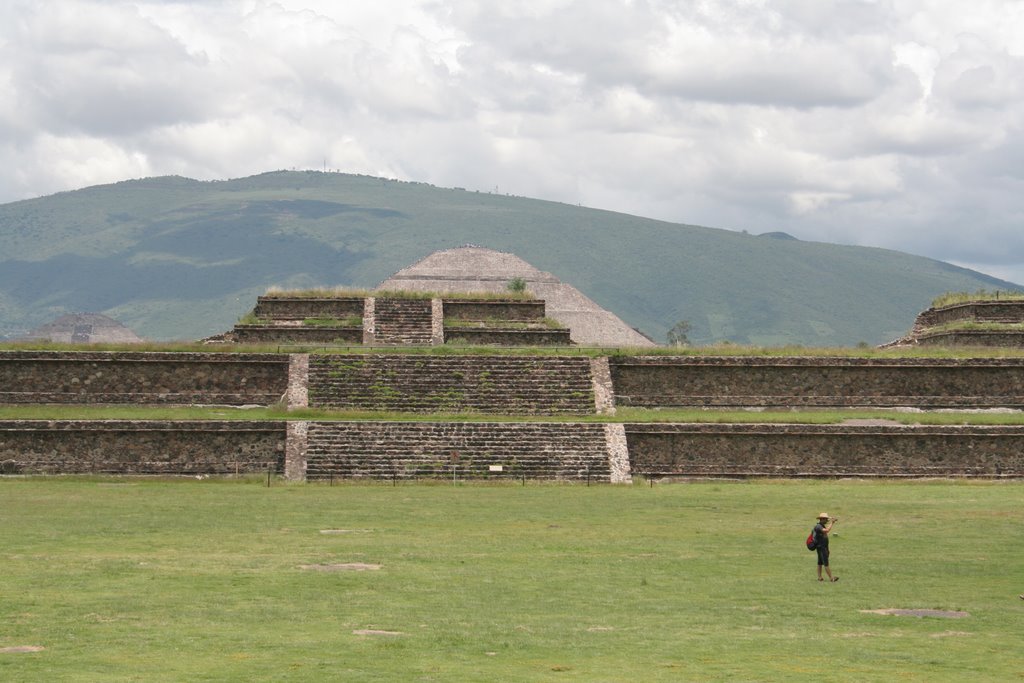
[{"left": 817, "top": 512, "right": 830, "bottom": 519}]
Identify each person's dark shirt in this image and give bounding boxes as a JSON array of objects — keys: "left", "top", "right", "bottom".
[{"left": 813, "top": 522, "right": 829, "bottom": 549}]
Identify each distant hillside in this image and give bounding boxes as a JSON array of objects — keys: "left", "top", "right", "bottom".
[{"left": 0, "top": 170, "right": 1019, "bottom": 345}]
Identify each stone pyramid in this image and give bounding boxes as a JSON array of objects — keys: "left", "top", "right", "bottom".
[
  {"left": 377, "top": 246, "right": 655, "bottom": 347},
  {"left": 20, "top": 313, "right": 144, "bottom": 344}
]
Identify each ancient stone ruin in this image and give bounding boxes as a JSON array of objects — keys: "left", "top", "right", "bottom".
[
  {"left": 888, "top": 295, "right": 1024, "bottom": 348},
  {"left": 217, "top": 291, "right": 572, "bottom": 346},
  {"left": 17, "top": 313, "right": 144, "bottom": 344},
  {"left": 377, "top": 246, "right": 655, "bottom": 347}
]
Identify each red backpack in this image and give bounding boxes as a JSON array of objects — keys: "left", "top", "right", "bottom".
[{"left": 806, "top": 529, "right": 817, "bottom": 551}]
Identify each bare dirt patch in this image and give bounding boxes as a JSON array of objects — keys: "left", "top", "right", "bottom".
[
  {"left": 860, "top": 608, "right": 969, "bottom": 618},
  {"left": 0, "top": 646, "right": 45, "bottom": 653},
  {"left": 319, "top": 529, "right": 371, "bottom": 535},
  {"left": 300, "top": 563, "right": 381, "bottom": 572},
  {"left": 352, "top": 629, "right": 403, "bottom": 637},
  {"left": 930, "top": 631, "right": 972, "bottom": 638},
  {"left": 840, "top": 419, "right": 904, "bottom": 426}
]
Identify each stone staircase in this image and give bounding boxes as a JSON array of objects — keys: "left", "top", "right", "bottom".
[
  {"left": 308, "top": 354, "right": 595, "bottom": 414},
  {"left": 304, "top": 421, "right": 610, "bottom": 480},
  {"left": 372, "top": 298, "right": 434, "bottom": 345}
]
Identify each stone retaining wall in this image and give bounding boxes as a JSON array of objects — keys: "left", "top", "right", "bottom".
[
  {"left": 916, "top": 301, "right": 1024, "bottom": 328},
  {"left": 609, "top": 356, "right": 1024, "bottom": 408},
  {"left": 917, "top": 331, "right": 1024, "bottom": 347},
  {"left": 3, "top": 419, "right": 1024, "bottom": 479},
  {"left": 625, "top": 423, "right": 1024, "bottom": 477},
  {"left": 0, "top": 420, "right": 285, "bottom": 475},
  {"left": 253, "top": 296, "right": 365, "bottom": 320},
  {"left": 301, "top": 421, "right": 610, "bottom": 480},
  {"left": 10, "top": 352, "right": 1024, "bottom": 411},
  {"left": 443, "top": 328, "right": 573, "bottom": 345},
  {"left": 0, "top": 352, "right": 290, "bottom": 405},
  {"left": 232, "top": 325, "right": 363, "bottom": 344},
  {"left": 442, "top": 300, "right": 545, "bottom": 321},
  {"left": 307, "top": 354, "right": 595, "bottom": 414}
]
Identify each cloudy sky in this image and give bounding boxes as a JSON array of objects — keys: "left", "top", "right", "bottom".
[{"left": 2, "top": 0, "right": 1023, "bottom": 282}]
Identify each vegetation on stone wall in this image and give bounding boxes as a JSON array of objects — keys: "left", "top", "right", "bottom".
[{"left": 932, "top": 289, "right": 1024, "bottom": 308}]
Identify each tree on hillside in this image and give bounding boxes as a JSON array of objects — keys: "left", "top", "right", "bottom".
[{"left": 667, "top": 320, "right": 691, "bottom": 347}]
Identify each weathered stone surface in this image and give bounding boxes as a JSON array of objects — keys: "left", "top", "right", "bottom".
[
  {"left": 625, "top": 423, "right": 1024, "bottom": 477},
  {"left": 17, "top": 313, "right": 143, "bottom": 344},
  {"left": 442, "top": 328, "right": 571, "bottom": 346},
  {"left": 372, "top": 298, "right": 433, "bottom": 345},
  {"left": 0, "top": 421, "right": 286, "bottom": 474},
  {"left": 377, "top": 246, "right": 656, "bottom": 347},
  {"left": 232, "top": 325, "right": 362, "bottom": 344},
  {"left": 610, "top": 356, "right": 1024, "bottom": 408},
  {"left": 308, "top": 354, "right": 595, "bottom": 415},
  {"left": 253, "top": 297, "right": 365, "bottom": 320},
  {"left": 0, "top": 351, "right": 289, "bottom": 405},
  {"left": 442, "top": 300, "right": 545, "bottom": 321},
  {"left": 304, "top": 421, "right": 610, "bottom": 481}
]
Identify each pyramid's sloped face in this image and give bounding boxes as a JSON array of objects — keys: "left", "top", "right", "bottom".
[
  {"left": 389, "top": 247, "right": 554, "bottom": 282},
  {"left": 378, "top": 247, "right": 656, "bottom": 347},
  {"left": 23, "top": 313, "right": 144, "bottom": 343}
]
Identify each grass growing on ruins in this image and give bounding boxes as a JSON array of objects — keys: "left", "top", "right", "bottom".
[
  {"left": 5, "top": 404, "right": 1024, "bottom": 426},
  {"left": 931, "top": 290, "right": 1024, "bottom": 308},
  {"left": 6, "top": 404, "right": 1024, "bottom": 426},
  {"left": 10, "top": 340, "right": 1024, "bottom": 359},
  {"left": 0, "top": 478, "right": 1021, "bottom": 682},
  {"left": 260, "top": 287, "right": 537, "bottom": 301}
]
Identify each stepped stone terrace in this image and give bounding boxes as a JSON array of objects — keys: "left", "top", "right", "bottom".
[
  {"left": 890, "top": 294, "right": 1024, "bottom": 348},
  {"left": 221, "top": 290, "right": 572, "bottom": 346}
]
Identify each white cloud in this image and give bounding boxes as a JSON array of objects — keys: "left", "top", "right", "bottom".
[{"left": 0, "top": 0, "right": 1022, "bottom": 285}]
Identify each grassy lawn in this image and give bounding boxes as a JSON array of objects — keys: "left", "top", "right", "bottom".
[{"left": 1, "top": 479, "right": 1022, "bottom": 682}]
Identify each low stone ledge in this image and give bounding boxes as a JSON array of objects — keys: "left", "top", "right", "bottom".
[
  {"left": 624, "top": 423, "right": 1024, "bottom": 478},
  {"left": 443, "top": 328, "right": 572, "bottom": 346},
  {"left": 917, "top": 331, "right": 1024, "bottom": 347},
  {"left": 610, "top": 355, "right": 1024, "bottom": 409},
  {"left": 0, "top": 420, "right": 287, "bottom": 475},
  {"left": 0, "top": 351, "right": 289, "bottom": 407}
]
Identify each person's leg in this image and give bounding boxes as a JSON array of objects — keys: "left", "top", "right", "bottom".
[
  {"left": 817, "top": 547, "right": 834, "bottom": 580},
  {"left": 823, "top": 550, "right": 837, "bottom": 581}
]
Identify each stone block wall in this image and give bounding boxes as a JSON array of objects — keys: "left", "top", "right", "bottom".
[
  {"left": 917, "top": 331, "right": 1024, "bottom": 347},
  {"left": 443, "top": 328, "right": 573, "bottom": 346},
  {"left": 0, "top": 420, "right": 286, "bottom": 475},
  {"left": 0, "top": 351, "right": 290, "bottom": 405},
  {"left": 4, "top": 418, "right": 1024, "bottom": 479},
  {"left": 232, "top": 325, "right": 363, "bottom": 344},
  {"left": 253, "top": 296, "right": 365, "bottom": 320},
  {"left": 301, "top": 421, "right": 610, "bottom": 480},
  {"left": 609, "top": 356, "right": 1024, "bottom": 408},
  {"left": 625, "top": 423, "right": 1024, "bottom": 477},
  {"left": 442, "top": 300, "right": 545, "bottom": 321},
  {"left": 916, "top": 301, "right": 1024, "bottom": 328},
  {"left": 307, "top": 354, "right": 595, "bottom": 414}
]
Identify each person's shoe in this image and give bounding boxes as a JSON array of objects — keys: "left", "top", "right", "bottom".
[
  {"left": 818, "top": 578, "right": 824, "bottom": 581},
  {"left": 831, "top": 577, "right": 840, "bottom": 582}
]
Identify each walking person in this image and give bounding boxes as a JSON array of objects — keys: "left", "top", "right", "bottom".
[{"left": 814, "top": 512, "right": 839, "bottom": 582}]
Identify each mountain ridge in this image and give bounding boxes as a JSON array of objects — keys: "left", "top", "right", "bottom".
[{"left": 0, "top": 170, "right": 1018, "bottom": 344}]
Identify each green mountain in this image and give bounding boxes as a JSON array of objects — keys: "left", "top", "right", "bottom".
[{"left": 0, "top": 170, "right": 1018, "bottom": 345}]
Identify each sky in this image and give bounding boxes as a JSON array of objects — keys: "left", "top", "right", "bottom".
[{"left": 2, "top": 0, "right": 1023, "bottom": 283}]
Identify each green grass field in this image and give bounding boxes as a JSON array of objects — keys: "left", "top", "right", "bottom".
[{"left": 1, "top": 479, "right": 1022, "bottom": 682}]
